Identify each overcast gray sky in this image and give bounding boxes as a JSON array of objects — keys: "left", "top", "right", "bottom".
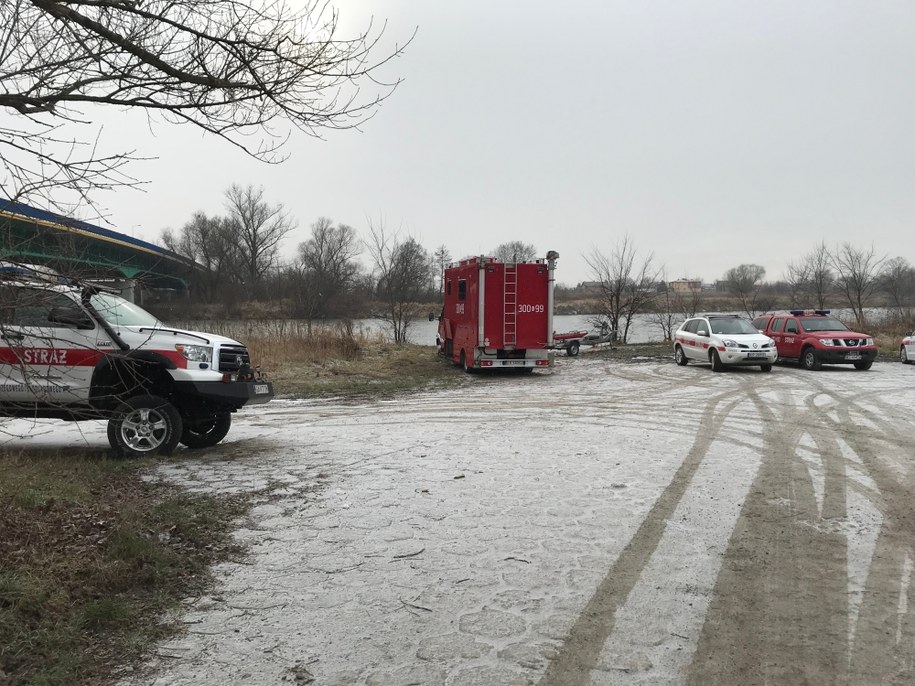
[{"left": 93, "top": 0, "right": 915, "bottom": 287}]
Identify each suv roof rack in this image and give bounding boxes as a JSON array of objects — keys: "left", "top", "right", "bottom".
[{"left": 702, "top": 313, "right": 741, "bottom": 318}]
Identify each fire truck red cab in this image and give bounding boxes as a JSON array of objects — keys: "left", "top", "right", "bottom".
[{"left": 437, "top": 251, "right": 559, "bottom": 371}]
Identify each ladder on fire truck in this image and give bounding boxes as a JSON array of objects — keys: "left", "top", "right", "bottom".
[{"left": 503, "top": 264, "right": 517, "bottom": 347}]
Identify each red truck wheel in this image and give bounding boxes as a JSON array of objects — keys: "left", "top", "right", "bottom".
[{"left": 801, "top": 347, "right": 821, "bottom": 371}]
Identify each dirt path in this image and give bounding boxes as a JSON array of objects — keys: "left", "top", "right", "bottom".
[{"left": 96, "top": 357, "right": 915, "bottom": 685}]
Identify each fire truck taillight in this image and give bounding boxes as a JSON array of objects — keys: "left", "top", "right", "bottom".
[{"left": 480, "top": 360, "right": 494, "bottom": 367}]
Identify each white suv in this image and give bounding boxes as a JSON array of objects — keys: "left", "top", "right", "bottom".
[
  {"left": 674, "top": 314, "right": 777, "bottom": 372},
  {"left": 0, "top": 267, "right": 273, "bottom": 456}
]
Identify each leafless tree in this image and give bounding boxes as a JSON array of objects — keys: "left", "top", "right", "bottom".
[
  {"left": 878, "top": 256, "right": 915, "bottom": 313},
  {"left": 785, "top": 242, "right": 833, "bottom": 309},
  {"left": 432, "top": 245, "right": 451, "bottom": 294},
  {"left": 831, "top": 243, "right": 885, "bottom": 329},
  {"left": 223, "top": 184, "right": 294, "bottom": 297},
  {"left": 492, "top": 241, "right": 537, "bottom": 263},
  {"left": 367, "top": 221, "right": 431, "bottom": 344},
  {"left": 162, "top": 211, "right": 239, "bottom": 302},
  {"left": 784, "top": 259, "right": 811, "bottom": 307},
  {"left": 0, "top": 0, "right": 410, "bottom": 215},
  {"left": 294, "top": 217, "right": 361, "bottom": 320},
  {"left": 723, "top": 264, "right": 767, "bottom": 318},
  {"left": 585, "top": 235, "right": 659, "bottom": 343},
  {"left": 653, "top": 273, "right": 704, "bottom": 341}
]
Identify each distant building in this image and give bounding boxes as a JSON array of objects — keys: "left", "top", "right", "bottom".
[
  {"left": 669, "top": 278, "right": 702, "bottom": 294},
  {"left": 575, "top": 281, "right": 603, "bottom": 295}
]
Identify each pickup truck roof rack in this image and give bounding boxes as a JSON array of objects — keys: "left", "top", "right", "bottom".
[{"left": 0, "top": 262, "right": 118, "bottom": 294}]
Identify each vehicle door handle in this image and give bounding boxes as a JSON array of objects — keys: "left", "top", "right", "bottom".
[{"left": 1, "top": 332, "right": 23, "bottom": 341}]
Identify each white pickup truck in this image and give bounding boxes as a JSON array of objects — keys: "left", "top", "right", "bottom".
[{"left": 0, "top": 267, "right": 274, "bottom": 456}]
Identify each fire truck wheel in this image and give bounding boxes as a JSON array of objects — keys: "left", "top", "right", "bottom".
[
  {"left": 801, "top": 347, "right": 821, "bottom": 371},
  {"left": 567, "top": 341, "right": 580, "bottom": 356},
  {"left": 181, "top": 412, "right": 232, "bottom": 449},
  {"left": 107, "top": 395, "right": 183, "bottom": 457},
  {"left": 460, "top": 350, "right": 473, "bottom": 373},
  {"left": 674, "top": 346, "right": 688, "bottom": 366},
  {"left": 709, "top": 349, "right": 724, "bottom": 372}
]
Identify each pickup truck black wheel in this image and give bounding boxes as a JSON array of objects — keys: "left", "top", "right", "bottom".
[
  {"left": 107, "top": 395, "right": 182, "bottom": 457},
  {"left": 853, "top": 360, "right": 873, "bottom": 371},
  {"left": 710, "top": 349, "right": 724, "bottom": 372},
  {"left": 801, "top": 347, "right": 822, "bottom": 371},
  {"left": 567, "top": 341, "right": 580, "bottom": 356},
  {"left": 181, "top": 412, "right": 232, "bottom": 449},
  {"left": 674, "top": 346, "right": 688, "bottom": 366},
  {"left": 760, "top": 364, "right": 773, "bottom": 372}
]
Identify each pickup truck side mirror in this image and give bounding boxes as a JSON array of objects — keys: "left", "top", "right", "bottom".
[
  {"left": 697, "top": 329, "right": 708, "bottom": 337},
  {"left": 906, "top": 331, "right": 914, "bottom": 337},
  {"left": 48, "top": 306, "right": 94, "bottom": 330}
]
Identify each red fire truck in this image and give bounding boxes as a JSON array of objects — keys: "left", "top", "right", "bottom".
[{"left": 437, "top": 251, "right": 559, "bottom": 371}]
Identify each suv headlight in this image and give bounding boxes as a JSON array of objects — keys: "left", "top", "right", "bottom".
[
  {"left": 865, "top": 338, "right": 874, "bottom": 346},
  {"left": 175, "top": 344, "right": 213, "bottom": 363},
  {"left": 722, "top": 339, "right": 738, "bottom": 348},
  {"left": 820, "top": 338, "right": 834, "bottom": 346}
]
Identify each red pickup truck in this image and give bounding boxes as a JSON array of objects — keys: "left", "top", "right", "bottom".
[{"left": 751, "top": 310, "right": 877, "bottom": 371}]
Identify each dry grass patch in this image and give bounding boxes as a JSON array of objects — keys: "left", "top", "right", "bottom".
[
  {"left": 269, "top": 341, "right": 464, "bottom": 398},
  {"left": 0, "top": 451, "right": 249, "bottom": 686},
  {"left": 173, "top": 320, "right": 464, "bottom": 398}
]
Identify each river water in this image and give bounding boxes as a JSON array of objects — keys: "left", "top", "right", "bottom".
[
  {"left": 178, "top": 308, "right": 888, "bottom": 348},
  {"left": 358, "top": 313, "right": 661, "bottom": 346}
]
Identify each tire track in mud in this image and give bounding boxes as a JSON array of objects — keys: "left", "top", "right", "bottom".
[
  {"left": 809, "top": 382, "right": 915, "bottom": 683},
  {"left": 810, "top": 377, "right": 915, "bottom": 684},
  {"left": 538, "top": 390, "right": 742, "bottom": 686},
  {"left": 686, "top": 387, "right": 851, "bottom": 685},
  {"left": 687, "top": 370, "right": 915, "bottom": 685}
]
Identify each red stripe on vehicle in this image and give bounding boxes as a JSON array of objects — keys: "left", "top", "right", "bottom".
[
  {"left": 0, "top": 348, "right": 103, "bottom": 366},
  {"left": 156, "top": 350, "right": 188, "bottom": 368},
  {"left": 0, "top": 348, "right": 188, "bottom": 368}
]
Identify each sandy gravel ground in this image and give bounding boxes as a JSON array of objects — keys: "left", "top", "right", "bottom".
[{"left": 13, "top": 356, "right": 915, "bottom": 685}]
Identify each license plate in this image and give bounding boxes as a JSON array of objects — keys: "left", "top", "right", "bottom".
[
  {"left": 503, "top": 360, "right": 524, "bottom": 366},
  {"left": 845, "top": 352, "right": 861, "bottom": 361},
  {"left": 747, "top": 352, "right": 767, "bottom": 359},
  {"left": 254, "top": 383, "right": 270, "bottom": 394}
]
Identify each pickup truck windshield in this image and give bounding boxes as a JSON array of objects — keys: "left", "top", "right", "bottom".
[
  {"left": 710, "top": 318, "right": 758, "bottom": 335},
  {"left": 800, "top": 317, "right": 848, "bottom": 332},
  {"left": 89, "top": 292, "right": 161, "bottom": 328}
]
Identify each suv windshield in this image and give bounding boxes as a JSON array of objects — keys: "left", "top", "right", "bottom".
[
  {"left": 800, "top": 317, "right": 848, "bottom": 332},
  {"left": 89, "top": 291, "right": 161, "bottom": 327},
  {"left": 710, "top": 318, "right": 758, "bottom": 335}
]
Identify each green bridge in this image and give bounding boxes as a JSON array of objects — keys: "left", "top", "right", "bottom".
[{"left": 0, "top": 201, "right": 197, "bottom": 292}]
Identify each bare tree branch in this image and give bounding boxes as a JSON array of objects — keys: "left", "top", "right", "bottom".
[
  {"left": 1, "top": 0, "right": 412, "bottom": 213},
  {"left": 585, "top": 235, "right": 658, "bottom": 343}
]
